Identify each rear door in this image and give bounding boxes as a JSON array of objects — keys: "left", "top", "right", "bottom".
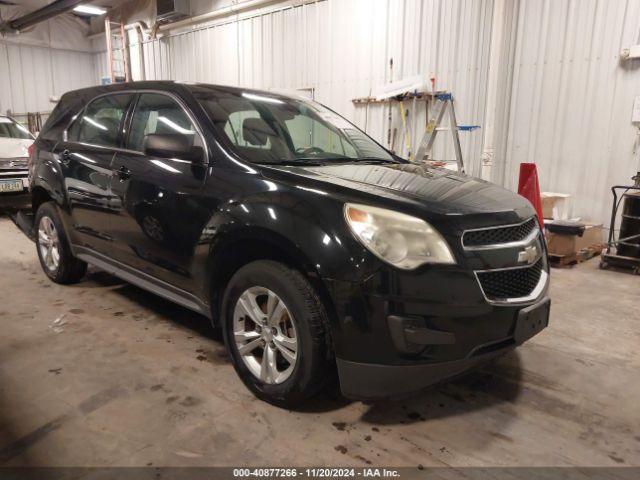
[
  {"left": 53, "top": 93, "right": 134, "bottom": 255},
  {"left": 107, "top": 92, "right": 209, "bottom": 292}
]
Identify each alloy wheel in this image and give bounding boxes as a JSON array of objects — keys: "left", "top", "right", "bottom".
[
  {"left": 233, "top": 286, "right": 298, "bottom": 384},
  {"left": 38, "top": 216, "right": 60, "bottom": 272}
]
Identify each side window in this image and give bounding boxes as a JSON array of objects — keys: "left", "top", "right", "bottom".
[
  {"left": 127, "top": 93, "right": 202, "bottom": 152},
  {"left": 285, "top": 113, "right": 357, "bottom": 157},
  {"left": 70, "top": 94, "right": 132, "bottom": 147}
]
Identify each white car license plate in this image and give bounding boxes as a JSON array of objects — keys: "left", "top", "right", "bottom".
[{"left": 0, "top": 179, "right": 24, "bottom": 193}]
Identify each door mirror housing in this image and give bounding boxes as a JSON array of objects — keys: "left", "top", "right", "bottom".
[{"left": 143, "top": 134, "right": 205, "bottom": 164}]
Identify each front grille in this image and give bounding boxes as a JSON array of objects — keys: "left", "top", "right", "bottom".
[
  {"left": 463, "top": 218, "right": 538, "bottom": 247},
  {"left": 0, "top": 158, "right": 28, "bottom": 170},
  {"left": 476, "top": 258, "right": 543, "bottom": 300},
  {"left": 0, "top": 171, "right": 27, "bottom": 178}
]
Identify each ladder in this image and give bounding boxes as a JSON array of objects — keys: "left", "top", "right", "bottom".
[
  {"left": 352, "top": 90, "right": 479, "bottom": 174},
  {"left": 105, "top": 17, "right": 130, "bottom": 83},
  {"left": 414, "top": 92, "right": 479, "bottom": 174}
]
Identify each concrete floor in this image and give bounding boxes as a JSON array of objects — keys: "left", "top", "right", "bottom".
[{"left": 0, "top": 215, "right": 638, "bottom": 468}]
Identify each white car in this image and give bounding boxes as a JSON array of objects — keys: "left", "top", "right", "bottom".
[{"left": 0, "top": 116, "right": 34, "bottom": 210}]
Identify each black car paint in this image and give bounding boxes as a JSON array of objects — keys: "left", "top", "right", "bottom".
[{"left": 29, "top": 81, "right": 550, "bottom": 399}]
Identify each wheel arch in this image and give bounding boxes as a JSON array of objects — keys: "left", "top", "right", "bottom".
[
  {"left": 31, "top": 185, "right": 53, "bottom": 214},
  {"left": 205, "top": 228, "right": 338, "bottom": 335}
]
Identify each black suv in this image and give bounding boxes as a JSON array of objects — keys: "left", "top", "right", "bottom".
[{"left": 28, "top": 82, "right": 550, "bottom": 406}]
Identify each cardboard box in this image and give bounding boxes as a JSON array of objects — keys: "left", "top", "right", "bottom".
[
  {"left": 546, "top": 223, "right": 604, "bottom": 256},
  {"left": 541, "top": 192, "right": 571, "bottom": 219}
]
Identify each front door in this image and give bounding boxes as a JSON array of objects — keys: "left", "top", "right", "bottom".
[
  {"left": 108, "top": 92, "right": 209, "bottom": 293},
  {"left": 54, "top": 93, "right": 134, "bottom": 255}
]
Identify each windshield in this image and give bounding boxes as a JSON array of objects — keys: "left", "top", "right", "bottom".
[
  {"left": 196, "top": 91, "right": 394, "bottom": 165},
  {"left": 0, "top": 117, "right": 33, "bottom": 140}
]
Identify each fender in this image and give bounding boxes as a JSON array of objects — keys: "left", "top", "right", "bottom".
[
  {"left": 198, "top": 187, "right": 380, "bottom": 282},
  {"left": 30, "top": 138, "right": 69, "bottom": 211},
  {"left": 191, "top": 183, "right": 383, "bottom": 327}
]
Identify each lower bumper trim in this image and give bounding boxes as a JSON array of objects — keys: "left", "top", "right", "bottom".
[
  {"left": 0, "top": 191, "right": 31, "bottom": 210},
  {"left": 336, "top": 347, "right": 512, "bottom": 401}
]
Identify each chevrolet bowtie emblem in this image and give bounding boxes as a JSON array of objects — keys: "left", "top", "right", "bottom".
[{"left": 517, "top": 245, "right": 539, "bottom": 265}]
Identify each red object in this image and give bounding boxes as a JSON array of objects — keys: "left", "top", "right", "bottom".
[
  {"left": 27, "top": 143, "right": 35, "bottom": 167},
  {"left": 517, "top": 163, "right": 544, "bottom": 226}
]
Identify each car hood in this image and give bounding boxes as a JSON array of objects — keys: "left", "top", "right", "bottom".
[
  {"left": 0, "top": 138, "right": 33, "bottom": 159},
  {"left": 263, "top": 162, "right": 533, "bottom": 218}
]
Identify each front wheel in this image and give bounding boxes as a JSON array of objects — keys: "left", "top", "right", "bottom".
[
  {"left": 221, "top": 260, "right": 330, "bottom": 407},
  {"left": 35, "top": 202, "right": 87, "bottom": 284}
]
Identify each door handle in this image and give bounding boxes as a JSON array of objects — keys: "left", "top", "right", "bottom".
[
  {"left": 116, "top": 165, "right": 131, "bottom": 181},
  {"left": 60, "top": 149, "right": 71, "bottom": 165}
]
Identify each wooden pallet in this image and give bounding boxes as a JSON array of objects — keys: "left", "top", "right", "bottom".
[{"left": 548, "top": 244, "right": 605, "bottom": 268}]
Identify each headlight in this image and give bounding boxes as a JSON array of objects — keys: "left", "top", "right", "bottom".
[{"left": 344, "top": 203, "right": 456, "bottom": 269}]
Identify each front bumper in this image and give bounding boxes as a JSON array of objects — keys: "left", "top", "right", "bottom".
[
  {"left": 0, "top": 174, "right": 30, "bottom": 210},
  {"left": 337, "top": 345, "right": 511, "bottom": 401},
  {"left": 337, "top": 295, "right": 550, "bottom": 400},
  {"left": 0, "top": 190, "right": 31, "bottom": 210}
]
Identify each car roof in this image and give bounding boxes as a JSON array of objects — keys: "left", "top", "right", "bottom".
[{"left": 62, "top": 81, "right": 300, "bottom": 103}]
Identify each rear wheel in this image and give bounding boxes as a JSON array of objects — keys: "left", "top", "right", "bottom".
[
  {"left": 35, "top": 202, "right": 87, "bottom": 284},
  {"left": 222, "top": 260, "right": 330, "bottom": 407}
]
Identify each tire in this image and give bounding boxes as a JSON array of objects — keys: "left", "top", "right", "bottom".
[
  {"left": 35, "top": 202, "right": 87, "bottom": 284},
  {"left": 221, "top": 260, "right": 330, "bottom": 407}
]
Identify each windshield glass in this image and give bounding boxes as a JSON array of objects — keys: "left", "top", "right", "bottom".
[
  {"left": 196, "top": 91, "right": 394, "bottom": 165},
  {"left": 0, "top": 117, "right": 33, "bottom": 140}
]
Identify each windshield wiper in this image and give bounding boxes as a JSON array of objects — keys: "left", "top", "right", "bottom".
[
  {"left": 294, "top": 156, "right": 402, "bottom": 165},
  {"left": 354, "top": 157, "right": 403, "bottom": 164},
  {"left": 256, "top": 159, "right": 326, "bottom": 166},
  {"left": 256, "top": 157, "right": 403, "bottom": 166}
]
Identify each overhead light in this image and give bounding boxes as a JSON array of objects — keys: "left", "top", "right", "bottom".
[{"left": 73, "top": 5, "right": 107, "bottom": 15}]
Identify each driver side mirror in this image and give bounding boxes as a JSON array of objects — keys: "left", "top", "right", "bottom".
[{"left": 143, "top": 134, "right": 205, "bottom": 164}]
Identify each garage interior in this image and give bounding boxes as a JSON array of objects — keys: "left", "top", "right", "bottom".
[{"left": 1, "top": 0, "right": 640, "bottom": 473}]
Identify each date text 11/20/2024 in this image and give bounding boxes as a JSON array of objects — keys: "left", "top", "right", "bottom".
[{"left": 233, "top": 468, "right": 402, "bottom": 478}]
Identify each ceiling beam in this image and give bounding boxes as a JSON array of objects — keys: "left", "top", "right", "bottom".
[{"left": 5, "top": 0, "right": 86, "bottom": 32}]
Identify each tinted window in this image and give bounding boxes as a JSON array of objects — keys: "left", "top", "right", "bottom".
[
  {"left": 224, "top": 110, "right": 271, "bottom": 150},
  {"left": 197, "top": 91, "right": 393, "bottom": 165},
  {"left": 127, "top": 93, "right": 201, "bottom": 152},
  {"left": 69, "top": 94, "right": 132, "bottom": 148},
  {"left": 285, "top": 114, "right": 357, "bottom": 158},
  {"left": 0, "top": 117, "right": 33, "bottom": 140}
]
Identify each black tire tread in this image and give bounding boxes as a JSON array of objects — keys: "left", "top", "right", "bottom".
[
  {"left": 35, "top": 202, "right": 87, "bottom": 284},
  {"left": 223, "top": 260, "right": 331, "bottom": 407},
  {"left": 264, "top": 260, "right": 330, "bottom": 390}
]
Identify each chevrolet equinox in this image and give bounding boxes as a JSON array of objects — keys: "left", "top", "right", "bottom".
[{"left": 28, "top": 82, "right": 550, "bottom": 406}]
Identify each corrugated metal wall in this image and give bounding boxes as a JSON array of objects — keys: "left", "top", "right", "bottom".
[
  {"left": 0, "top": 41, "right": 97, "bottom": 116},
  {"left": 0, "top": 7, "right": 98, "bottom": 117},
  {"left": 491, "top": 0, "right": 640, "bottom": 227},
  {"left": 137, "top": 0, "right": 494, "bottom": 176}
]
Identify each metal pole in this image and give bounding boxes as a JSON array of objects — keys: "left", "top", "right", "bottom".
[
  {"left": 387, "top": 58, "right": 393, "bottom": 149},
  {"left": 120, "top": 22, "right": 131, "bottom": 82},
  {"left": 448, "top": 97, "right": 465, "bottom": 174},
  {"left": 105, "top": 18, "right": 115, "bottom": 83}
]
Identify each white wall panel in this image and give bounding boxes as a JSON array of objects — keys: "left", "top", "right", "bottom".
[
  {"left": 135, "top": 0, "right": 493, "bottom": 175},
  {"left": 492, "top": 0, "right": 640, "bottom": 227},
  {"left": 0, "top": 41, "right": 97, "bottom": 115}
]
